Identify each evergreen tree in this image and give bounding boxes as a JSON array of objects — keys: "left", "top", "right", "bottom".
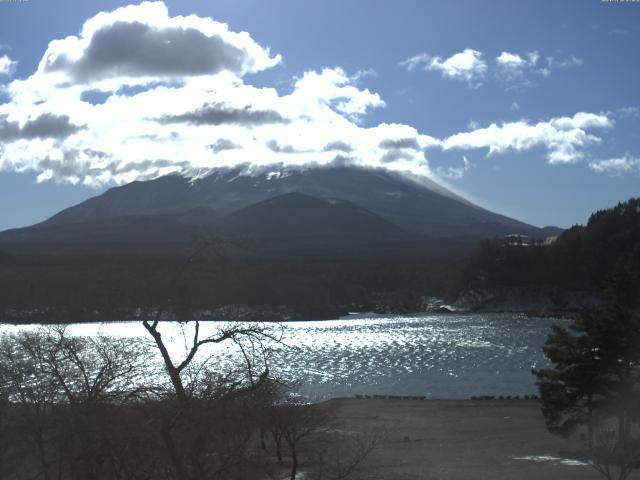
[
  {"left": 533, "top": 321, "right": 603, "bottom": 447},
  {"left": 534, "top": 303, "right": 640, "bottom": 478}
]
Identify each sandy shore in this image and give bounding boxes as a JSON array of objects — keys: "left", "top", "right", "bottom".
[{"left": 325, "top": 398, "right": 624, "bottom": 480}]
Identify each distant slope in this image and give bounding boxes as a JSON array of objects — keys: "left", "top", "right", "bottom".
[
  {"left": 42, "top": 175, "right": 193, "bottom": 225},
  {"left": 220, "top": 192, "right": 406, "bottom": 239},
  {"left": 0, "top": 192, "right": 416, "bottom": 257},
  {"left": 35, "top": 165, "right": 551, "bottom": 239},
  {"left": 0, "top": 215, "right": 203, "bottom": 255}
]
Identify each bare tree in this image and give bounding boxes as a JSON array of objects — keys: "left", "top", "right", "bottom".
[
  {"left": 139, "top": 317, "right": 283, "bottom": 480},
  {"left": 0, "top": 329, "right": 155, "bottom": 480},
  {"left": 37, "top": 327, "right": 152, "bottom": 404},
  {"left": 312, "top": 429, "right": 384, "bottom": 480},
  {"left": 585, "top": 424, "right": 640, "bottom": 480},
  {"left": 142, "top": 319, "right": 277, "bottom": 403},
  {"left": 267, "top": 402, "right": 330, "bottom": 480}
]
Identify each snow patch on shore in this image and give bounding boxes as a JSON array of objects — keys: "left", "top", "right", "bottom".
[{"left": 513, "top": 455, "right": 589, "bottom": 467}]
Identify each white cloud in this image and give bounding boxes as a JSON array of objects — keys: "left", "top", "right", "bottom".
[
  {"left": 547, "top": 55, "right": 583, "bottom": 69},
  {"left": 590, "top": 155, "right": 640, "bottom": 175},
  {"left": 443, "top": 112, "right": 613, "bottom": 164},
  {"left": 39, "top": 1, "right": 280, "bottom": 85},
  {"left": 0, "top": 3, "right": 617, "bottom": 186},
  {"left": 609, "top": 28, "right": 629, "bottom": 36},
  {"left": 289, "top": 67, "right": 385, "bottom": 122},
  {"left": 403, "top": 48, "right": 582, "bottom": 88},
  {"left": 0, "top": 3, "right": 440, "bottom": 186},
  {"left": 538, "top": 68, "right": 551, "bottom": 78},
  {"left": 494, "top": 50, "right": 581, "bottom": 86},
  {"left": 615, "top": 106, "right": 639, "bottom": 119},
  {"left": 436, "top": 156, "right": 471, "bottom": 180},
  {"left": 399, "top": 53, "right": 429, "bottom": 72},
  {"left": 352, "top": 68, "right": 377, "bottom": 82},
  {"left": 495, "top": 51, "right": 540, "bottom": 84},
  {"left": 549, "top": 112, "right": 612, "bottom": 130},
  {"left": 496, "top": 52, "right": 527, "bottom": 69},
  {"left": 527, "top": 51, "right": 540, "bottom": 65},
  {"left": 400, "top": 49, "right": 487, "bottom": 87},
  {"left": 0, "top": 55, "right": 17, "bottom": 76}
]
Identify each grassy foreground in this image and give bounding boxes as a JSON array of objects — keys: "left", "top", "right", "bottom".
[{"left": 325, "top": 398, "right": 615, "bottom": 480}]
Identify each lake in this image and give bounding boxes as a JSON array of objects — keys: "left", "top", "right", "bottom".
[{"left": 0, "top": 313, "right": 565, "bottom": 400}]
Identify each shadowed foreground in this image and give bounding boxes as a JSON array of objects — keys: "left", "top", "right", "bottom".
[{"left": 327, "top": 398, "right": 627, "bottom": 480}]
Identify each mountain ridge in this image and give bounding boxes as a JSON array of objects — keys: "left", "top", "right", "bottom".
[{"left": 0, "top": 165, "right": 562, "bottom": 256}]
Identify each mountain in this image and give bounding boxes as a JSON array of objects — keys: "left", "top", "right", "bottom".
[
  {"left": 0, "top": 214, "right": 203, "bottom": 254},
  {"left": 0, "top": 165, "right": 558, "bottom": 256},
  {"left": 220, "top": 192, "right": 405, "bottom": 239}
]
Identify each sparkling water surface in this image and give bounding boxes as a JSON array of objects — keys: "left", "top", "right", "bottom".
[{"left": 0, "top": 313, "right": 565, "bottom": 400}]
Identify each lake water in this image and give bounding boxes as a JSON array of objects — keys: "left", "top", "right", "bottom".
[{"left": 0, "top": 313, "right": 565, "bottom": 400}]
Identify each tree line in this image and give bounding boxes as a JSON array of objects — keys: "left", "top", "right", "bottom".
[
  {"left": 454, "top": 197, "right": 640, "bottom": 305},
  {"left": 0, "top": 249, "right": 464, "bottom": 323}
]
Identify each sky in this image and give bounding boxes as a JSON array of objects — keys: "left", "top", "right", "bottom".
[{"left": 0, "top": 0, "right": 638, "bottom": 231}]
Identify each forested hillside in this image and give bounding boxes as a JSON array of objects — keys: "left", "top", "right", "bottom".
[{"left": 454, "top": 198, "right": 640, "bottom": 310}]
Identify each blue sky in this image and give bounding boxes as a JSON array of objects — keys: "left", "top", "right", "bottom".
[{"left": 0, "top": 0, "right": 638, "bottom": 231}]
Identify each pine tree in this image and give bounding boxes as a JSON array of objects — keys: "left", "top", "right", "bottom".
[
  {"left": 534, "top": 303, "right": 640, "bottom": 478},
  {"left": 533, "top": 321, "right": 603, "bottom": 447}
]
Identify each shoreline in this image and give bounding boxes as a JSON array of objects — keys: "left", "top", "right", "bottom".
[
  {"left": 350, "top": 393, "right": 540, "bottom": 401},
  {"left": 0, "top": 306, "right": 574, "bottom": 325}
]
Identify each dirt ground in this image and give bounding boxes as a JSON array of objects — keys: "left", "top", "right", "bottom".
[{"left": 323, "top": 397, "right": 636, "bottom": 480}]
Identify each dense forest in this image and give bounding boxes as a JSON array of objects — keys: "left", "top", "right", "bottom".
[
  {"left": 1, "top": 198, "right": 638, "bottom": 322},
  {"left": 0, "top": 249, "right": 465, "bottom": 322},
  {"left": 453, "top": 198, "right": 640, "bottom": 312}
]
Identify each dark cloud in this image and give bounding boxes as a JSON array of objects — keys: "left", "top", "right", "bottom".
[
  {"left": 21, "top": 114, "right": 85, "bottom": 140},
  {"left": 37, "top": 151, "right": 90, "bottom": 179},
  {"left": 323, "top": 140, "right": 353, "bottom": 153},
  {"left": 266, "top": 140, "right": 296, "bottom": 153},
  {"left": 114, "top": 158, "right": 188, "bottom": 175},
  {"left": 0, "top": 113, "right": 85, "bottom": 142},
  {"left": 0, "top": 116, "right": 20, "bottom": 141},
  {"left": 36, "top": 149, "right": 191, "bottom": 182},
  {"left": 379, "top": 138, "right": 421, "bottom": 150},
  {"left": 209, "top": 138, "right": 239, "bottom": 153},
  {"left": 330, "top": 154, "right": 356, "bottom": 167},
  {"left": 380, "top": 150, "right": 414, "bottom": 164},
  {"left": 158, "top": 103, "right": 288, "bottom": 127},
  {"left": 45, "top": 21, "right": 248, "bottom": 82}
]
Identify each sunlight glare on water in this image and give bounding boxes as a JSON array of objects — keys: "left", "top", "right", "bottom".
[{"left": 0, "top": 313, "right": 565, "bottom": 401}]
